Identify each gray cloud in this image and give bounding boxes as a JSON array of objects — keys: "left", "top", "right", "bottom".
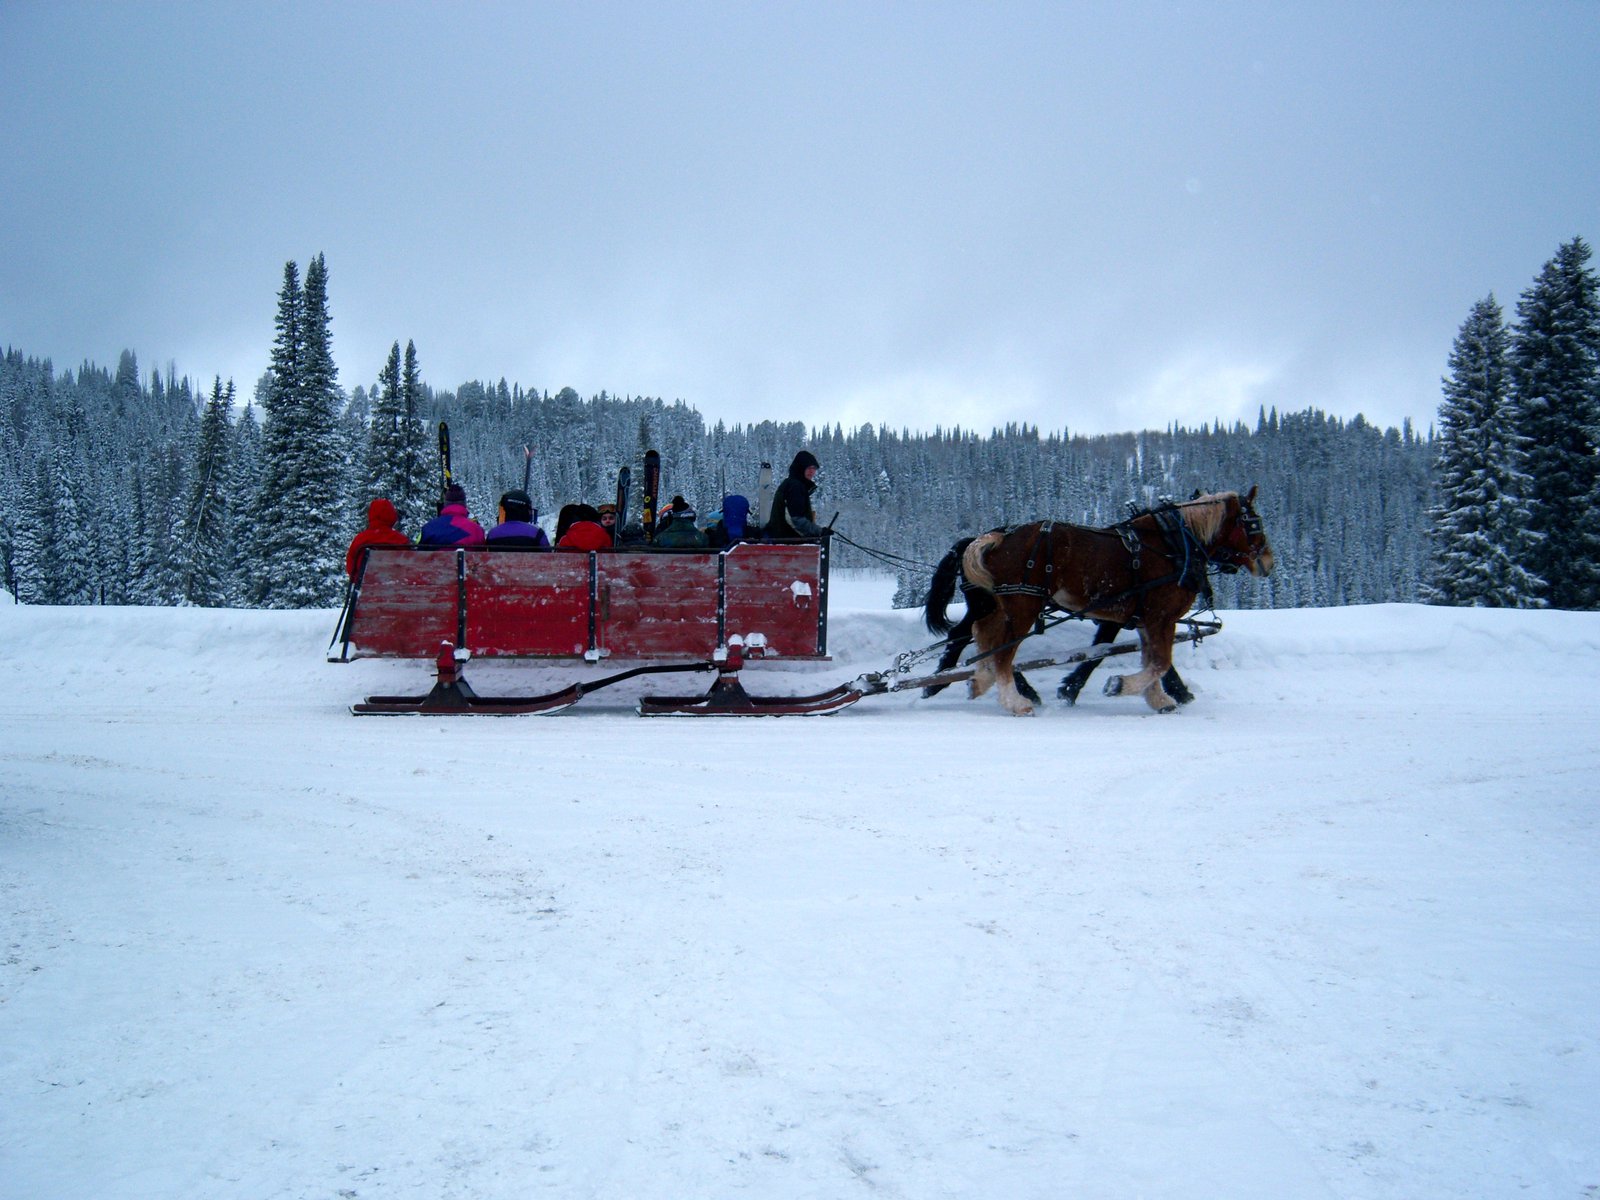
[{"left": 3, "top": 2, "right": 1596, "bottom": 436}]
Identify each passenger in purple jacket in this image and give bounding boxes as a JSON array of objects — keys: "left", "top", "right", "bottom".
[
  {"left": 419, "top": 483, "right": 486, "bottom": 547},
  {"left": 485, "top": 489, "right": 550, "bottom": 548}
]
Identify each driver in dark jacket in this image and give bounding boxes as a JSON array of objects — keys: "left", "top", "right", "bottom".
[{"left": 767, "top": 451, "right": 825, "bottom": 539}]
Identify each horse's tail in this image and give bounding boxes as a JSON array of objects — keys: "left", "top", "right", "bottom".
[
  {"left": 924, "top": 537, "right": 976, "bottom": 635},
  {"left": 961, "top": 530, "right": 1004, "bottom": 594}
]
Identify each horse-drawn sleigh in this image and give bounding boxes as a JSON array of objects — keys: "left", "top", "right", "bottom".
[{"left": 328, "top": 489, "right": 1272, "bottom": 717}]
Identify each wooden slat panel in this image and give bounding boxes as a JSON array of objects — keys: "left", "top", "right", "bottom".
[
  {"left": 464, "top": 549, "right": 592, "bottom": 657},
  {"left": 722, "top": 543, "right": 825, "bottom": 658},
  {"left": 597, "top": 552, "right": 721, "bottom": 659},
  {"left": 345, "top": 548, "right": 459, "bottom": 658}
]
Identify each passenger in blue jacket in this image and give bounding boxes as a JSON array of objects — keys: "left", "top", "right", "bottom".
[
  {"left": 705, "top": 494, "right": 753, "bottom": 548},
  {"left": 486, "top": 489, "right": 550, "bottom": 548},
  {"left": 419, "top": 483, "right": 486, "bottom": 547}
]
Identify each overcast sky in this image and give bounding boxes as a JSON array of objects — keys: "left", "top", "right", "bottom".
[{"left": 3, "top": 2, "right": 1596, "bottom": 437}]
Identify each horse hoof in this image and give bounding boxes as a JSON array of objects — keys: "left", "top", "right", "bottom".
[
  {"left": 1156, "top": 703, "right": 1179, "bottom": 714},
  {"left": 1058, "top": 685, "right": 1081, "bottom": 705},
  {"left": 1102, "top": 676, "right": 1124, "bottom": 697},
  {"left": 1015, "top": 673, "right": 1042, "bottom": 706}
]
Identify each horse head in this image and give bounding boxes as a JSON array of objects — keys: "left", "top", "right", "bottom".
[{"left": 1214, "top": 486, "right": 1273, "bottom": 576}]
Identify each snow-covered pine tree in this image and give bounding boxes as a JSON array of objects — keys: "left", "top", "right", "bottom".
[
  {"left": 252, "top": 264, "right": 302, "bottom": 605},
  {"left": 228, "top": 403, "right": 262, "bottom": 604},
  {"left": 255, "top": 254, "right": 347, "bottom": 607},
  {"left": 362, "top": 343, "right": 403, "bottom": 493},
  {"left": 178, "top": 378, "right": 234, "bottom": 606},
  {"left": 398, "top": 340, "right": 430, "bottom": 526},
  {"left": 362, "top": 340, "right": 432, "bottom": 535},
  {"left": 143, "top": 442, "right": 190, "bottom": 605},
  {"left": 43, "top": 443, "right": 95, "bottom": 603},
  {"left": 1425, "top": 296, "right": 1546, "bottom": 607},
  {"left": 1509, "top": 237, "right": 1600, "bottom": 609},
  {"left": 11, "top": 458, "right": 51, "bottom": 603}
]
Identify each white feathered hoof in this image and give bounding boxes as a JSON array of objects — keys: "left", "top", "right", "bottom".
[
  {"left": 1102, "top": 675, "right": 1125, "bottom": 697},
  {"left": 1001, "top": 691, "right": 1035, "bottom": 716}
]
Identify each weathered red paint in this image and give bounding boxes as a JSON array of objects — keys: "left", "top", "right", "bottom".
[{"left": 332, "top": 541, "right": 829, "bottom": 665}]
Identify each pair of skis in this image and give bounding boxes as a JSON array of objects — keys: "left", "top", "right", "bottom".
[{"left": 438, "top": 422, "right": 453, "bottom": 503}]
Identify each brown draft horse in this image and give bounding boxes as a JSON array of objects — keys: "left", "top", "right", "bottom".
[{"left": 924, "top": 489, "right": 1274, "bottom": 715}]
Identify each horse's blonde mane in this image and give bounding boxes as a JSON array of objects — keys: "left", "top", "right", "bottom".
[{"left": 1179, "top": 492, "right": 1236, "bottom": 544}]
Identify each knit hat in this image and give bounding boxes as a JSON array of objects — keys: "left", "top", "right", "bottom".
[{"left": 444, "top": 482, "right": 467, "bottom": 506}]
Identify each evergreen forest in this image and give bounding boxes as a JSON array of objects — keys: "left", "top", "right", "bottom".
[{"left": 3, "top": 238, "right": 1596, "bottom": 613}]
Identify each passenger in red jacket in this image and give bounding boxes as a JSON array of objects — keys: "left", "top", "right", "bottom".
[
  {"left": 555, "top": 502, "right": 611, "bottom": 550},
  {"left": 557, "top": 518, "right": 611, "bottom": 550},
  {"left": 345, "top": 497, "right": 411, "bottom": 577}
]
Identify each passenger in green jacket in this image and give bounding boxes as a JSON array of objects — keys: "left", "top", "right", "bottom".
[{"left": 654, "top": 497, "right": 708, "bottom": 548}]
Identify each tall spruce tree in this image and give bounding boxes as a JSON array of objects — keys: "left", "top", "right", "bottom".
[
  {"left": 12, "top": 458, "right": 52, "bottom": 603},
  {"left": 179, "top": 378, "right": 235, "bottom": 605},
  {"left": 363, "top": 342, "right": 404, "bottom": 495},
  {"left": 254, "top": 254, "right": 347, "bottom": 606},
  {"left": 252, "top": 263, "right": 302, "bottom": 604},
  {"left": 399, "top": 340, "right": 429, "bottom": 523},
  {"left": 47, "top": 442, "right": 96, "bottom": 603},
  {"left": 362, "top": 340, "right": 432, "bottom": 532},
  {"left": 1426, "top": 296, "right": 1545, "bottom": 606},
  {"left": 1510, "top": 236, "right": 1600, "bottom": 608}
]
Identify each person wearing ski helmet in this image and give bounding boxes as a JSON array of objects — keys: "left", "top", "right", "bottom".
[
  {"left": 486, "top": 489, "right": 550, "bottom": 548},
  {"left": 768, "top": 450, "right": 825, "bottom": 539}
]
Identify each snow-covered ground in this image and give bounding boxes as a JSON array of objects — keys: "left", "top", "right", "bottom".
[{"left": 2, "top": 578, "right": 1597, "bottom": 1200}]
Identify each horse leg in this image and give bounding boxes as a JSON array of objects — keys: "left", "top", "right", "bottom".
[
  {"left": 1103, "top": 625, "right": 1179, "bottom": 712},
  {"left": 926, "top": 612, "right": 1041, "bottom": 703},
  {"left": 967, "top": 607, "right": 999, "bottom": 699},
  {"left": 1059, "top": 620, "right": 1120, "bottom": 704},
  {"left": 1162, "top": 664, "right": 1194, "bottom": 705},
  {"left": 922, "top": 612, "right": 972, "bottom": 699},
  {"left": 986, "top": 598, "right": 1038, "bottom": 715}
]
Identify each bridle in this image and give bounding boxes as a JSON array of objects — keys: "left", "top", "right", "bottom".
[{"left": 1205, "top": 495, "right": 1266, "bottom": 574}]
